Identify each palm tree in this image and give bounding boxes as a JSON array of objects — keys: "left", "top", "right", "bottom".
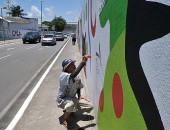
[{"left": 9, "top": 5, "right": 27, "bottom": 17}]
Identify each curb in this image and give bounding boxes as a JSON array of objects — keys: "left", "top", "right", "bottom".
[
  {"left": 0, "top": 39, "right": 22, "bottom": 45},
  {"left": 0, "top": 38, "right": 70, "bottom": 129}
]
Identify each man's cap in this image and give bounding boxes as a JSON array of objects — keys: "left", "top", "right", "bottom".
[{"left": 62, "top": 59, "right": 76, "bottom": 71}]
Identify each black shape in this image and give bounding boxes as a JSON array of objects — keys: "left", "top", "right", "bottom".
[{"left": 126, "top": 0, "right": 170, "bottom": 130}]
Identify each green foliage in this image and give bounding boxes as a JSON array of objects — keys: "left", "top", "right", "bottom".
[
  {"left": 42, "top": 21, "right": 52, "bottom": 30},
  {"left": 9, "top": 5, "right": 27, "bottom": 17},
  {"left": 42, "top": 16, "right": 67, "bottom": 31},
  {"left": 51, "top": 16, "right": 66, "bottom": 32}
]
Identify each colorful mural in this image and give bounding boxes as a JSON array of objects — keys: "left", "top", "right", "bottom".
[{"left": 78, "top": 0, "right": 170, "bottom": 129}]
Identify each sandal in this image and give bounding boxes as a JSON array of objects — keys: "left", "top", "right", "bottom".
[
  {"left": 61, "top": 121, "right": 68, "bottom": 128},
  {"left": 62, "top": 122, "right": 74, "bottom": 129}
]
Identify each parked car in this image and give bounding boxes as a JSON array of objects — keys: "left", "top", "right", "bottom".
[
  {"left": 55, "top": 32, "right": 64, "bottom": 41},
  {"left": 41, "top": 34, "right": 56, "bottom": 46},
  {"left": 22, "top": 31, "right": 41, "bottom": 44}
]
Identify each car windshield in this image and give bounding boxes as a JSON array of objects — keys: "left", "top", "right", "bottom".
[
  {"left": 55, "top": 32, "right": 63, "bottom": 35},
  {"left": 25, "top": 32, "right": 35, "bottom": 36},
  {"left": 44, "top": 35, "right": 53, "bottom": 38}
]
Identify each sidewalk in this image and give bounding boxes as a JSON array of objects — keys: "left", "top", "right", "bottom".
[
  {"left": 0, "top": 39, "right": 22, "bottom": 45},
  {"left": 13, "top": 39, "right": 98, "bottom": 130}
]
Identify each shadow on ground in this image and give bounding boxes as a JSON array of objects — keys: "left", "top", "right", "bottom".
[{"left": 58, "top": 109, "right": 96, "bottom": 130}]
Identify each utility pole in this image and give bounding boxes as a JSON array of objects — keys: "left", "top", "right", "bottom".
[
  {"left": 41, "top": 1, "right": 43, "bottom": 37},
  {"left": 1, "top": 7, "right": 7, "bottom": 42},
  {"left": 6, "top": 0, "right": 11, "bottom": 16}
]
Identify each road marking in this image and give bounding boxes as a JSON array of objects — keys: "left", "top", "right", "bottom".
[
  {"left": 0, "top": 54, "right": 11, "bottom": 60},
  {"left": 38, "top": 48, "right": 43, "bottom": 51},
  {"left": 5, "top": 40, "right": 69, "bottom": 130},
  {"left": 7, "top": 47, "right": 16, "bottom": 51},
  {"left": 0, "top": 43, "right": 21, "bottom": 49},
  {"left": 26, "top": 46, "right": 36, "bottom": 50}
]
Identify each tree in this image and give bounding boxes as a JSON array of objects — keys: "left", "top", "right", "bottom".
[
  {"left": 42, "top": 21, "right": 52, "bottom": 30},
  {"left": 9, "top": 5, "right": 27, "bottom": 17},
  {"left": 51, "top": 16, "right": 66, "bottom": 32}
]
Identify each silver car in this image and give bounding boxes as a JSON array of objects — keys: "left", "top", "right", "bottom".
[
  {"left": 41, "top": 34, "right": 56, "bottom": 46},
  {"left": 63, "top": 33, "right": 67, "bottom": 39},
  {"left": 55, "top": 32, "right": 64, "bottom": 41}
]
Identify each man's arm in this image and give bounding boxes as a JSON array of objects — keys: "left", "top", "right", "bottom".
[
  {"left": 69, "top": 57, "right": 88, "bottom": 81},
  {"left": 69, "top": 54, "right": 92, "bottom": 81}
]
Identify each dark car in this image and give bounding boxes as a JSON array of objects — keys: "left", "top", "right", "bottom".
[
  {"left": 55, "top": 32, "right": 64, "bottom": 41},
  {"left": 22, "top": 31, "right": 41, "bottom": 44}
]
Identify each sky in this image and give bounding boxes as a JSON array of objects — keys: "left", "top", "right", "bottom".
[{"left": 0, "top": 0, "right": 83, "bottom": 23}]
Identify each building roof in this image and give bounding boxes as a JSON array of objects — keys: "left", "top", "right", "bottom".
[
  {"left": 0, "top": 16, "right": 30, "bottom": 23},
  {"left": 67, "top": 22, "right": 78, "bottom": 25}
]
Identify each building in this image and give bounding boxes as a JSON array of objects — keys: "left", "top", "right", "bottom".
[
  {"left": 63, "top": 22, "right": 77, "bottom": 33},
  {"left": 38, "top": 24, "right": 49, "bottom": 31},
  {"left": 0, "top": 16, "right": 38, "bottom": 38}
]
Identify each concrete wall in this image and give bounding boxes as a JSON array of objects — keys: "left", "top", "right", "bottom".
[
  {"left": 9, "top": 23, "right": 31, "bottom": 30},
  {"left": 77, "top": 0, "right": 170, "bottom": 130},
  {"left": 0, "top": 17, "right": 38, "bottom": 38},
  {"left": 0, "top": 29, "right": 34, "bottom": 39}
]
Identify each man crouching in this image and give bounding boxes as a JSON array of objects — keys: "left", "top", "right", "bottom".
[{"left": 56, "top": 54, "right": 93, "bottom": 128}]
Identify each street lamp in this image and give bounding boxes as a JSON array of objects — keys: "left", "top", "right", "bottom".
[
  {"left": 1, "top": 7, "right": 7, "bottom": 42},
  {"left": 41, "top": 1, "right": 43, "bottom": 37}
]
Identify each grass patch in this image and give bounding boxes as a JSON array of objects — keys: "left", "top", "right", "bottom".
[{"left": 0, "top": 38, "right": 20, "bottom": 41}]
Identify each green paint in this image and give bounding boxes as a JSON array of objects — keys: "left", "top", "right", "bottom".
[
  {"left": 98, "top": 31, "right": 147, "bottom": 130},
  {"left": 99, "top": 0, "right": 127, "bottom": 51},
  {"left": 86, "top": 41, "right": 88, "bottom": 54}
]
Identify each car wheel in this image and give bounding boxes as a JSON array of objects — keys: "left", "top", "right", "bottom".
[{"left": 38, "top": 38, "right": 41, "bottom": 43}]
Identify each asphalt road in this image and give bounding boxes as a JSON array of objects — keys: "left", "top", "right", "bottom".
[{"left": 0, "top": 38, "right": 68, "bottom": 119}]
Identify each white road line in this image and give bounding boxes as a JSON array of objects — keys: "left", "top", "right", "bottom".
[
  {"left": 5, "top": 41, "right": 69, "bottom": 130},
  {"left": 7, "top": 47, "right": 16, "bottom": 51},
  {"left": 0, "top": 54, "right": 11, "bottom": 60},
  {"left": 38, "top": 48, "right": 43, "bottom": 51},
  {"left": 26, "top": 46, "right": 36, "bottom": 50},
  {"left": 0, "top": 43, "right": 21, "bottom": 48}
]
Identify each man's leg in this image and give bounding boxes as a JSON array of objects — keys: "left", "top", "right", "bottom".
[{"left": 63, "top": 112, "right": 72, "bottom": 128}]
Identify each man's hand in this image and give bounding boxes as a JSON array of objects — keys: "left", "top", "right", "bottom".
[
  {"left": 78, "top": 96, "right": 90, "bottom": 102},
  {"left": 79, "top": 96, "right": 85, "bottom": 100},
  {"left": 83, "top": 54, "right": 92, "bottom": 62},
  {"left": 83, "top": 54, "right": 92, "bottom": 59}
]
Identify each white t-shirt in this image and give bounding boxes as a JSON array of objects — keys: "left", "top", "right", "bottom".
[{"left": 57, "top": 72, "right": 83, "bottom": 103}]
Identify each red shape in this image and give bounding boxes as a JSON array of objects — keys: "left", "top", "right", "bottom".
[
  {"left": 112, "top": 73, "right": 123, "bottom": 118},
  {"left": 99, "top": 88, "right": 104, "bottom": 112},
  {"left": 90, "top": 0, "right": 96, "bottom": 37}
]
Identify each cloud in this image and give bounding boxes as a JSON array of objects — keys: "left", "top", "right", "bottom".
[
  {"left": 44, "top": 7, "right": 54, "bottom": 16},
  {"left": 11, "top": 0, "right": 18, "bottom": 5},
  {"left": 66, "top": 11, "right": 74, "bottom": 15},
  {"left": 27, "top": 5, "right": 41, "bottom": 18},
  {"left": 27, "top": 5, "right": 55, "bottom": 23},
  {"left": 65, "top": 10, "right": 80, "bottom": 22}
]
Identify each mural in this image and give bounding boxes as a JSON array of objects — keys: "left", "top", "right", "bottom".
[
  {"left": 0, "top": 31, "right": 3, "bottom": 38},
  {"left": 12, "top": 30, "right": 22, "bottom": 37},
  {"left": 78, "top": 0, "right": 170, "bottom": 130}
]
